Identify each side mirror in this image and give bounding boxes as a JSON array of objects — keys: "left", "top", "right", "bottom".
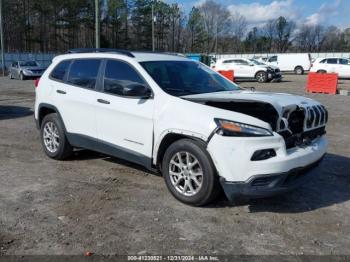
[{"left": 123, "top": 84, "right": 152, "bottom": 99}]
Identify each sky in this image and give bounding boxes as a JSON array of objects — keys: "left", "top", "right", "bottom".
[{"left": 165, "top": 0, "right": 350, "bottom": 29}]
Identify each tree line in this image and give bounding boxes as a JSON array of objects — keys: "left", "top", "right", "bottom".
[{"left": 3, "top": 0, "right": 350, "bottom": 54}]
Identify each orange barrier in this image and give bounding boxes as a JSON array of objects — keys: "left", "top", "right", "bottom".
[
  {"left": 218, "top": 70, "right": 234, "bottom": 82},
  {"left": 306, "top": 72, "right": 338, "bottom": 95}
]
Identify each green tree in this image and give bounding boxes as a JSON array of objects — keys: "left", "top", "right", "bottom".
[{"left": 187, "top": 7, "right": 206, "bottom": 53}]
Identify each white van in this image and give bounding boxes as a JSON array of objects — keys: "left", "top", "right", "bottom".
[{"left": 267, "top": 54, "right": 312, "bottom": 75}]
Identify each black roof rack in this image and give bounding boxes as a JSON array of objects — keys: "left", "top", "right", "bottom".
[{"left": 67, "top": 48, "right": 135, "bottom": 58}]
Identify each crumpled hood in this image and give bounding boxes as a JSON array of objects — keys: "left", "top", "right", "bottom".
[{"left": 182, "top": 90, "right": 320, "bottom": 115}]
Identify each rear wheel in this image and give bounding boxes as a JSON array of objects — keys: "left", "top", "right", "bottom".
[
  {"left": 317, "top": 70, "right": 327, "bottom": 74},
  {"left": 294, "top": 66, "right": 304, "bottom": 75},
  {"left": 40, "top": 113, "right": 73, "bottom": 160},
  {"left": 255, "top": 71, "right": 267, "bottom": 83},
  {"left": 162, "top": 139, "right": 220, "bottom": 206}
]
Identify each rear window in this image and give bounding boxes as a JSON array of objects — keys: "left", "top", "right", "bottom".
[
  {"left": 67, "top": 59, "right": 101, "bottom": 89},
  {"left": 50, "top": 60, "right": 71, "bottom": 81}
]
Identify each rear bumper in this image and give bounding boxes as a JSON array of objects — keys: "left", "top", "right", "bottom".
[{"left": 220, "top": 155, "right": 324, "bottom": 202}]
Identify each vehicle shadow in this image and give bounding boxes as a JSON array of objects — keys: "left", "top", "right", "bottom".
[
  {"left": 0, "top": 105, "right": 33, "bottom": 120},
  {"left": 70, "top": 150, "right": 350, "bottom": 213},
  {"left": 213, "top": 153, "right": 350, "bottom": 213},
  {"left": 71, "top": 149, "right": 159, "bottom": 175}
]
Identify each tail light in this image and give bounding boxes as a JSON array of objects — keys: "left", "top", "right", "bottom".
[{"left": 34, "top": 78, "right": 40, "bottom": 88}]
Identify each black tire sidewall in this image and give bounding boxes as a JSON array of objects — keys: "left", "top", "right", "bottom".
[
  {"left": 40, "top": 113, "right": 69, "bottom": 160},
  {"left": 295, "top": 67, "right": 304, "bottom": 75},
  {"left": 162, "top": 139, "right": 218, "bottom": 206}
]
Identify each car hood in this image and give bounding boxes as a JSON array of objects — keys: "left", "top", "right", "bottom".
[{"left": 182, "top": 90, "right": 320, "bottom": 115}]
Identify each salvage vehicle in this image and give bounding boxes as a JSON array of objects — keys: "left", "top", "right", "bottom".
[
  {"left": 34, "top": 49, "right": 328, "bottom": 206},
  {"left": 9, "top": 61, "right": 46, "bottom": 80},
  {"left": 214, "top": 57, "right": 282, "bottom": 83}
]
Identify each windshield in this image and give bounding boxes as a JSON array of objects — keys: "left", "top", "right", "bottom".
[
  {"left": 250, "top": 59, "right": 265, "bottom": 65},
  {"left": 140, "top": 61, "right": 240, "bottom": 96},
  {"left": 20, "top": 61, "right": 38, "bottom": 67}
]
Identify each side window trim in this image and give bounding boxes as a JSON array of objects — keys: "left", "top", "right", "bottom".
[{"left": 100, "top": 58, "right": 154, "bottom": 99}]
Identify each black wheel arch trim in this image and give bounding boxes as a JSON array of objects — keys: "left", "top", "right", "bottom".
[{"left": 36, "top": 103, "right": 68, "bottom": 134}]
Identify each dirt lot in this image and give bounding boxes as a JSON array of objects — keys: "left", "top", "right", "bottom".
[{"left": 0, "top": 74, "right": 350, "bottom": 256}]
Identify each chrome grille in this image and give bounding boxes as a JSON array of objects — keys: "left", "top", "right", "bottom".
[{"left": 306, "top": 105, "right": 327, "bottom": 129}]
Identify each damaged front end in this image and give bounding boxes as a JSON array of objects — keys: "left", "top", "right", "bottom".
[{"left": 183, "top": 92, "right": 328, "bottom": 149}]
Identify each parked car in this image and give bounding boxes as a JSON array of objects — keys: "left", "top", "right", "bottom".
[
  {"left": 214, "top": 57, "right": 282, "bottom": 82},
  {"left": 9, "top": 60, "right": 46, "bottom": 80},
  {"left": 249, "top": 59, "right": 282, "bottom": 81},
  {"left": 34, "top": 49, "right": 328, "bottom": 206},
  {"left": 310, "top": 57, "right": 350, "bottom": 78},
  {"left": 266, "top": 54, "right": 312, "bottom": 75}
]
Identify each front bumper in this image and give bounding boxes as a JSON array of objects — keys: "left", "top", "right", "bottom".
[
  {"left": 220, "top": 156, "right": 324, "bottom": 202},
  {"left": 267, "top": 72, "right": 282, "bottom": 82},
  {"left": 207, "top": 133, "right": 328, "bottom": 201}
]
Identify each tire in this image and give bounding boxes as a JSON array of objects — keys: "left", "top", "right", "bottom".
[
  {"left": 9, "top": 72, "right": 13, "bottom": 79},
  {"left": 40, "top": 113, "right": 73, "bottom": 160},
  {"left": 255, "top": 71, "right": 267, "bottom": 83},
  {"left": 162, "top": 138, "right": 220, "bottom": 206},
  {"left": 317, "top": 70, "right": 327, "bottom": 74},
  {"left": 19, "top": 72, "right": 25, "bottom": 80},
  {"left": 294, "top": 66, "right": 304, "bottom": 75}
]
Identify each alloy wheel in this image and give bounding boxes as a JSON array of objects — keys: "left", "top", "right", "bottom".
[
  {"left": 43, "top": 121, "right": 60, "bottom": 153},
  {"left": 257, "top": 72, "right": 266, "bottom": 82},
  {"left": 168, "top": 151, "right": 203, "bottom": 196}
]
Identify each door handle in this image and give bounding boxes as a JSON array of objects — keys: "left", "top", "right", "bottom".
[
  {"left": 56, "top": 90, "right": 66, "bottom": 94},
  {"left": 97, "top": 99, "right": 110, "bottom": 104}
]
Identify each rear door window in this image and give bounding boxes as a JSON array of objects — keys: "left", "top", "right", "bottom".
[
  {"left": 67, "top": 59, "right": 101, "bottom": 89},
  {"left": 50, "top": 60, "right": 71, "bottom": 81},
  {"left": 103, "top": 60, "right": 147, "bottom": 96}
]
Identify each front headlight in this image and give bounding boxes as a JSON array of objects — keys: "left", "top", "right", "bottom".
[
  {"left": 23, "top": 69, "right": 32, "bottom": 74},
  {"left": 215, "top": 118, "right": 273, "bottom": 137}
]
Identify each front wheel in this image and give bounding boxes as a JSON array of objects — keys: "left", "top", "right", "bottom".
[
  {"left": 162, "top": 139, "right": 220, "bottom": 206},
  {"left": 255, "top": 71, "right": 267, "bottom": 83}
]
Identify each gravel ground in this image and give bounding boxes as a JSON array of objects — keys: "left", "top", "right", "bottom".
[{"left": 0, "top": 74, "right": 350, "bottom": 256}]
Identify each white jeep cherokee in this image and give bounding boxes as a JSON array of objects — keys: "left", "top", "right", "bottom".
[{"left": 34, "top": 49, "right": 328, "bottom": 206}]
